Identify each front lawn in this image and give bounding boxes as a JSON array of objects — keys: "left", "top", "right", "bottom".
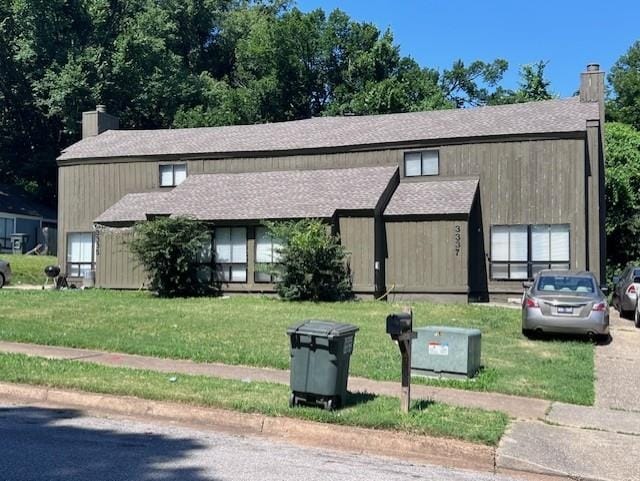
[
  {"left": 0, "top": 353, "right": 508, "bottom": 445},
  {"left": 1, "top": 254, "right": 57, "bottom": 285},
  {"left": 0, "top": 290, "right": 594, "bottom": 404}
]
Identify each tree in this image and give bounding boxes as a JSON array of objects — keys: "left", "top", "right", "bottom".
[
  {"left": 128, "top": 217, "right": 217, "bottom": 297},
  {"left": 608, "top": 40, "right": 640, "bottom": 130},
  {"left": 440, "top": 58, "right": 509, "bottom": 107},
  {"left": 604, "top": 122, "right": 640, "bottom": 273},
  {"left": 0, "top": 0, "right": 513, "bottom": 204},
  {"left": 488, "top": 61, "right": 553, "bottom": 105},
  {"left": 265, "top": 219, "right": 353, "bottom": 302}
]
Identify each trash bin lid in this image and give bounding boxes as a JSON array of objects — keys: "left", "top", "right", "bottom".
[{"left": 286, "top": 320, "right": 359, "bottom": 339}]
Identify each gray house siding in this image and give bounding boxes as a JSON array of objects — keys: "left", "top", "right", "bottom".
[{"left": 58, "top": 134, "right": 599, "bottom": 300}]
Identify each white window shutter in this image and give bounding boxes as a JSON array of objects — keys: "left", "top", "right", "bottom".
[
  {"left": 531, "top": 225, "right": 550, "bottom": 261},
  {"left": 255, "top": 227, "right": 272, "bottom": 263},
  {"left": 421, "top": 151, "right": 439, "bottom": 175},
  {"left": 404, "top": 152, "right": 421, "bottom": 177},
  {"left": 550, "top": 225, "right": 570, "bottom": 261},
  {"left": 173, "top": 164, "right": 187, "bottom": 185},
  {"left": 491, "top": 226, "right": 509, "bottom": 261},
  {"left": 231, "top": 228, "right": 247, "bottom": 263},
  {"left": 509, "top": 226, "right": 528, "bottom": 261},
  {"left": 159, "top": 165, "right": 174, "bottom": 186},
  {"left": 215, "top": 228, "right": 231, "bottom": 263}
]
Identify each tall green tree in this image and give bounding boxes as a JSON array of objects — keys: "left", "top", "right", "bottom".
[
  {"left": 488, "top": 61, "right": 553, "bottom": 105},
  {"left": 608, "top": 40, "right": 640, "bottom": 130},
  {"left": 0, "top": 0, "right": 512, "bottom": 204},
  {"left": 604, "top": 122, "right": 640, "bottom": 272}
]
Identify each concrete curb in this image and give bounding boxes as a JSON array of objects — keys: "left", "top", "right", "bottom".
[{"left": 0, "top": 381, "right": 496, "bottom": 471}]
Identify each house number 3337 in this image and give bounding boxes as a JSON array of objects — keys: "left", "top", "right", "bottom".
[{"left": 454, "top": 225, "right": 461, "bottom": 256}]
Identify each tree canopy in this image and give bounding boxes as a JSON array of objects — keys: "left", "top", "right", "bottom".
[
  {"left": 607, "top": 40, "right": 640, "bottom": 130},
  {"left": 604, "top": 122, "right": 640, "bottom": 273},
  {"left": 1, "top": 0, "right": 516, "bottom": 204}
]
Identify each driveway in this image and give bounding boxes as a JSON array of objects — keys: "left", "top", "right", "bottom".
[
  {"left": 596, "top": 309, "right": 640, "bottom": 411},
  {"left": 497, "top": 308, "right": 640, "bottom": 481}
]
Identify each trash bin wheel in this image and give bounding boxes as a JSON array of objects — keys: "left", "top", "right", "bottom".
[
  {"left": 289, "top": 393, "right": 297, "bottom": 408},
  {"left": 323, "top": 397, "right": 336, "bottom": 411}
]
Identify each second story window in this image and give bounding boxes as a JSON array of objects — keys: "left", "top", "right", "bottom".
[
  {"left": 159, "top": 164, "right": 187, "bottom": 187},
  {"left": 404, "top": 150, "right": 439, "bottom": 177}
]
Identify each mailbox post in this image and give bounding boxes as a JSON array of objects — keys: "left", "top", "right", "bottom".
[{"left": 385, "top": 306, "right": 417, "bottom": 413}]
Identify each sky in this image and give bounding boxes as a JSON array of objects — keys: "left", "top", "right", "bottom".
[{"left": 295, "top": 0, "right": 639, "bottom": 97}]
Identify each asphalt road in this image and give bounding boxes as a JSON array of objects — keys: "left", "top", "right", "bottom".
[{"left": 0, "top": 401, "right": 522, "bottom": 481}]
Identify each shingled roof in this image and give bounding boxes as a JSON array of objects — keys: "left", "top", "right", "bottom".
[
  {"left": 95, "top": 192, "right": 170, "bottom": 224},
  {"left": 384, "top": 179, "right": 479, "bottom": 217},
  {"left": 60, "top": 97, "right": 599, "bottom": 161},
  {"left": 95, "top": 166, "right": 398, "bottom": 224}
]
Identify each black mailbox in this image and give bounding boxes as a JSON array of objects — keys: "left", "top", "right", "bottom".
[{"left": 386, "top": 312, "right": 412, "bottom": 339}]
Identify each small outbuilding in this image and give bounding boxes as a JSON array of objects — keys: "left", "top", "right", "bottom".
[{"left": 0, "top": 184, "right": 57, "bottom": 254}]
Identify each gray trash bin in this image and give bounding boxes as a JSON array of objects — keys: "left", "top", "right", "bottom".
[
  {"left": 286, "top": 320, "right": 359, "bottom": 410},
  {"left": 10, "top": 233, "right": 28, "bottom": 254}
]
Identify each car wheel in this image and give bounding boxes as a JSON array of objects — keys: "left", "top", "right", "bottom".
[
  {"left": 621, "top": 309, "right": 633, "bottom": 320},
  {"left": 635, "top": 306, "right": 640, "bottom": 329},
  {"left": 0, "top": 273, "right": 4, "bottom": 288}
]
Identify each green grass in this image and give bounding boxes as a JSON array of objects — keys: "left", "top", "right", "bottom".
[
  {"left": 1, "top": 254, "right": 57, "bottom": 285},
  {"left": 0, "top": 290, "right": 595, "bottom": 404},
  {"left": 0, "top": 352, "right": 508, "bottom": 446}
]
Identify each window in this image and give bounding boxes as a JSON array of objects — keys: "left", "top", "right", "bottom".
[
  {"left": 0, "top": 217, "right": 14, "bottom": 250},
  {"left": 530, "top": 224, "right": 570, "bottom": 277},
  {"left": 194, "top": 233, "right": 215, "bottom": 284},
  {"left": 159, "top": 164, "right": 187, "bottom": 187},
  {"left": 255, "top": 226, "right": 282, "bottom": 283},
  {"left": 491, "top": 225, "right": 528, "bottom": 280},
  {"left": 491, "top": 224, "right": 570, "bottom": 280},
  {"left": 67, "top": 233, "right": 95, "bottom": 277},
  {"left": 215, "top": 227, "right": 247, "bottom": 282},
  {"left": 404, "top": 150, "right": 439, "bottom": 177}
]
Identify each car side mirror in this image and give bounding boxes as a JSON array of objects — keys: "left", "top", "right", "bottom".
[
  {"left": 522, "top": 281, "right": 532, "bottom": 289},
  {"left": 612, "top": 276, "right": 621, "bottom": 284},
  {"left": 600, "top": 286, "right": 609, "bottom": 295}
]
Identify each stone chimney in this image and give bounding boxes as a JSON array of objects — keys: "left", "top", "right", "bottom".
[
  {"left": 82, "top": 104, "right": 119, "bottom": 139},
  {"left": 579, "top": 63, "right": 605, "bottom": 119}
]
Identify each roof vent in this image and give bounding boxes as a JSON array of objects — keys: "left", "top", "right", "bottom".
[{"left": 96, "top": 104, "right": 107, "bottom": 113}]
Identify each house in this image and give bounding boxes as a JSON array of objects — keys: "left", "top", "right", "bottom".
[
  {"left": 56, "top": 64, "right": 606, "bottom": 301},
  {"left": 0, "top": 183, "right": 57, "bottom": 254}
]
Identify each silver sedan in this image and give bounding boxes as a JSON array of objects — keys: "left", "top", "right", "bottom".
[{"left": 522, "top": 270, "right": 609, "bottom": 339}]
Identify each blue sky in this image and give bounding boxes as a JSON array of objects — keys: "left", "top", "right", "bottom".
[{"left": 295, "top": 0, "right": 639, "bottom": 97}]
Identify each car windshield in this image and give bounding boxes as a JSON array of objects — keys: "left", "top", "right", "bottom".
[{"left": 536, "top": 275, "right": 596, "bottom": 294}]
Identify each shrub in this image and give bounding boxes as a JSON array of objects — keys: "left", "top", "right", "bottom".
[
  {"left": 266, "top": 219, "right": 353, "bottom": 301},
  {"left": 128, "top": 217, "right": 217, "bottom": 297}
]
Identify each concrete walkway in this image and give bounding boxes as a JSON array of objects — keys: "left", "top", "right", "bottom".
[
  {"left": 497, "top": 309, "right": 640, "bottom": 481},
  {"left": 0, "top": 340, "right": 548, "bottom": 419}
]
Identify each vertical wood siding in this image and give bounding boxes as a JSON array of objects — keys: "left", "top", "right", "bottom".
[
  {"left": 59, "top": 136, "right": 591, "bottom": 295},
  {"left": 96, "top": 229, "right": 147, "bottom": 289},
  {"left": 338, "top": 217, "right": 375, "bottom": 292},
  {"left": 385, "top": 220, "right": 468, "bottom": 292}
]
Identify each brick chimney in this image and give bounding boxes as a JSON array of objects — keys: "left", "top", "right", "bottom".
[
  {"left": 579, "top": 63, "right": 605, "bottom": 119},
  {"left": 82, "top": 105, "right": 119, "bottom": 139}
]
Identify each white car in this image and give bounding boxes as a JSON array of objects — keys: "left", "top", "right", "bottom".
[{"left": 0, "top": 259, "right": 12, "bottom": 288}]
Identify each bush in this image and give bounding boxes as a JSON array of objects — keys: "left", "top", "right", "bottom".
[
  {"left": 266, "top": 219, "right": 353, "bottom": 301},
  {"left": 128, "top": 217, "right": 217, "bottom": 297}
]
